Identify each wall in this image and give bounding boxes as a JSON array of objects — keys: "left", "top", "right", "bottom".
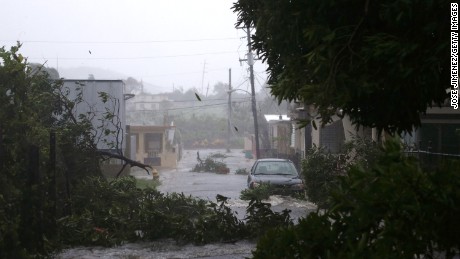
[{"left": 63, "top": 80, "right": 126, "bottom": 151}]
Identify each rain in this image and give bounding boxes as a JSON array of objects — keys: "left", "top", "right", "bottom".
[{"left": 1, "top": 1, "right": 459, "bottom": 258}]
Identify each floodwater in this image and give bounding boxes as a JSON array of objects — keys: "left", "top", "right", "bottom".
[
  {"left": 158, "top": 149, "right": 317, "bottom": 220},
  {"left": 56, "top": 240, "right": 256, "bottom": 259},
  {"left": 55, "top": 149, "right": 317, "bottom": 259}
]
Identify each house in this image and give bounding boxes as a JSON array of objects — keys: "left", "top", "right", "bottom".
[
  {"left": 264, "top": 114, "right": 294, "bottom": 155},
  {"left": 402, "top": 102, "right": 460, "bottom": 154},
  {"left": 290, "top": 100, "right": 460, "bottom": 159},
  {"left": 125, "top": 91, "right": 182, "bottom": 169},
  {"left": 128, "top": 124, "right": 182, "bottom": 169},
  {"left": 289, "top": 103, "right": 373, "bottom": 158}
]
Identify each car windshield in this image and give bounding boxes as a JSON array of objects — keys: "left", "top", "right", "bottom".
[{"left": 254, "top": 161, "right": 298, "bottom": 176}]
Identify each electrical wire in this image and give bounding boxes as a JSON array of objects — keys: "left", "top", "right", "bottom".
[
  {"left": 27, "top": 50, "right": 237, "bottom": 61},
  {"left": 127, "top": 96, "right": 251, "bottom": 104},
  {"left": 127, "top": 99, "right": 252, "bottom": 113},
  {"left": 1, "top": 37, "right": 240, "bottom": 44}
]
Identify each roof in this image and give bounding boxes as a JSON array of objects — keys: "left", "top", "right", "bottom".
[{"left": 264, "top": 114, "right": 290, "bottom": 123}]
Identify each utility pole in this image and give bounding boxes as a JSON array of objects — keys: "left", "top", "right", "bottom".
[
  {"left": 244, "top": 24, "right": 260, "bottom": 159},
  {"left": 227, "top": 68, "right": 232, "bottom": 153},
  {"left": 201, "top": 60, "right": 206, "bottom": 96}
]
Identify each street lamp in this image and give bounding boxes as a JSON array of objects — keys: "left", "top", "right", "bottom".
[{"left": 227, "top": 88, "right": 251, "bottom": 95}]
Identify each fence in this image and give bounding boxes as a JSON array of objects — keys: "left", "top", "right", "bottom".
[
  {"left": 403, "top": 149, "right": 460, "bottom": 171},
  {"left": 258, "top": 147, "right": 460, "bottom": 174},
  {"left": 0, "top": 130, "right": 59, "bottom": 254}
]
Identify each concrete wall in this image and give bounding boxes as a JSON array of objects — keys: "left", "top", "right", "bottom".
[{"left": 63, "top": 80, "right": 126, "bottom": 150}]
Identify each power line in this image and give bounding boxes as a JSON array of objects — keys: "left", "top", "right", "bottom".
[
  {"left": 128, "top": 99, "right": 252, "bottom": 113},
  {"left": 27, "top": 50, "right": 237, "bottom": 61},
  {"left": 1, "top": 37, "right": 240, "bottom": 44},
  {"left": 128, "top": 96, "right": 251, "bottom": 104}
]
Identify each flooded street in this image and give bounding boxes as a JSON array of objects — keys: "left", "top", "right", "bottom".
[
  {"left": 158, "top": 149, "right": 317, "bottom": 221},
  {"left": 56, "top": 149, "right": 317, "bottom": 259},
  {"left": 56, "top": 240, "right": 256, "bottom": 259},
  {"left": 158, "top": 149, "right": 251, "bottom": 201}
]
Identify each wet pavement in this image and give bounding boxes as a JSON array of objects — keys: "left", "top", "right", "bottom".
[
  {"left": 157, "top": 149, "right": 252, "bottom": 201},
  {"left": 56, "top": 239, "right": 256, "bottom": 259},
  {"left": 55, "top": 149, "right": 317, "bottom": 259},
  {"left": 156, "top": 149, "right": 317, "bottom": 221}
]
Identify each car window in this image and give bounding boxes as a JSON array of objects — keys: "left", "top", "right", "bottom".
[{"left": 255, "top": 161, "right": 297, "bottom": 175}]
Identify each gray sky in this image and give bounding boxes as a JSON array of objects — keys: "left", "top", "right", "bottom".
[{"left": 1, "top": 0, "right": 268, "bottom": 94}]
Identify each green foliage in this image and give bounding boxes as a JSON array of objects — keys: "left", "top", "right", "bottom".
[
  {"left": 168, "top": 194, "right": 246, "bottom": 245},
  {"left": 251, "top": 139, "right": 460, "bottom": 258},
  {"left": 208, "top": 152, "right": 227, "bottom": 158},
  {"left": 302, "top": 147, "right": 340, "bottom": 208},
  {"left": 240, "top": 183, "right": 273, "bottom": 201},
  {"left": 192, "top": 157, "right": 229, "bottom": 174},
  {"left": 235, "top": 168, "right": 249, "bottom": 175},
  {"left": 244, "top": 199, "right": 292, "bottom": 239},
  {"left": 59, "top": 176, "right": 142, "bottom": 246},
  {"left": 233, "top": 0, "right": 450, "bottom": 134},
  {"left": 0, "top": 44, "right": 103, "bottom": 258},
  {"left": 57, "top": 176, "right": 292, "bottom": 247},
  {"left": 302, "top": 137, "right": 381, "bottom": 208},
  {"left": 134, "top": 178, "right": 160, "bottom": 189},
  {"left": 175, "top": 114, "right": 230, "bottom": 148}
]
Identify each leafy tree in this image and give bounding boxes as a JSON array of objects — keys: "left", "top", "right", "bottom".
[
  {"left": 252, "top": 140, "right": 460, "bottom": 258},
  {"left": 0, "top": 44, "right": 150, "bottom": 257},
  {"left": 0, "top": 44, "right": 102, "bottom": 257},
  {"left": 233, "top": 0, "right": 450, "bottom": 134},
  {"left": 124, "top": 76, "right": 143, "bottom": 93},
  {"left": 302, "top": 137, "right": 381, "bottom": 208},
  {"left": 212, "top": 81, "right": 228, "bottom": 97}
]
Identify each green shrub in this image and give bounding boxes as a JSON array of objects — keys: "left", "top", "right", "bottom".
[
  {"left": 235, "top": 168, "right": 249, "bottom": 175},
  {"left": 135, "top": 178, "right": 160, "bottom": 189},
  {"left": 58, "top": 176, "right": 293, "bottom": 247},
  {"left": 302, "top": 147, "right": 340, "bottom": 208},
  {"left": 62, "top": 169, "right": 260, "bottom": 249},
  {"left": 252, "top": 139, "right": 460, "bottom": 258},
  {"left": 302, "top": 137, "right": 381, "bottom": 208},
  {"left": 244, "top": 199, "right": 293, "bottom": 239},
  {"left": 192, "top": 157, "right": 229, "bottom": 174},
  {"left": 59, "top": 176, "right": 144, "bottom": 246},
  {"left": 179, "top": 194, "right": 246, "bottom": 244},
  {"left": 209, "top": 152, "right": 227, "bottom": 158},
  {"left": 240, "top": 183, "right": 273, "bottom": 201}
]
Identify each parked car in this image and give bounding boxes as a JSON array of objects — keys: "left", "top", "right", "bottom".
[{"left": 247, "top": 158, "right": 304, "bottom": 191}]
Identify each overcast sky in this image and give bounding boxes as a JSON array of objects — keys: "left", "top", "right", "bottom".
[{"left": 1, "top": 0, "right": 268, "bottom": 94}]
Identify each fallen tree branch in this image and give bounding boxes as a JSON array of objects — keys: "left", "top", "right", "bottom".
[{"left": 96, "top": 150, "right": 152, "bottom": 177}]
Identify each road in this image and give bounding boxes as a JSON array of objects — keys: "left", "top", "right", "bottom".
[{"left": 156, "top": 149, "right": 317, "bottom": 221}]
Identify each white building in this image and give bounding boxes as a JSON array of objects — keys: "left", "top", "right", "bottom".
[{"left": 125, "top": 92, "right": 172, "bottom": 126}]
